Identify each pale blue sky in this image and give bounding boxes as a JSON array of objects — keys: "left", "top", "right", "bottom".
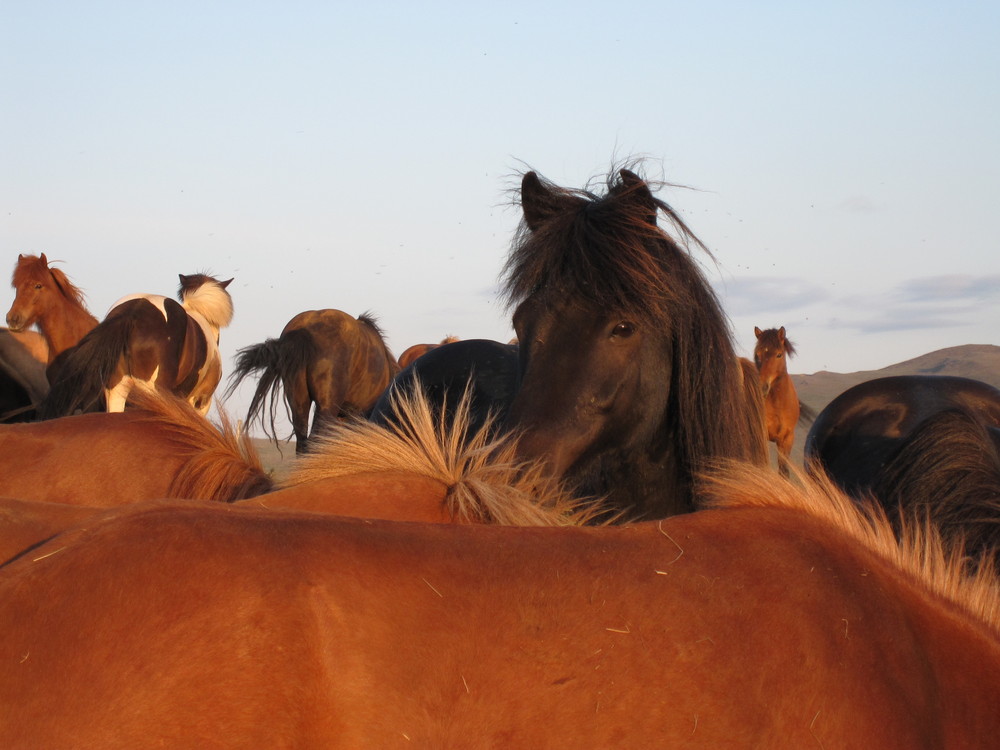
[{"left": 3, "top": 1, "right": 998, "bottom": 428}]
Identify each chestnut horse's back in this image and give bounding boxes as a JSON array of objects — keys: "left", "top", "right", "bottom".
[{"left": 2, "top": 468, "right": 998, "bottom": 747}]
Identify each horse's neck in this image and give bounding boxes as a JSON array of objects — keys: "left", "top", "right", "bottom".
[
  {"left": 585, "top": 444, "right": 694, "bottom": 521},
  {"left": 39, "top": 300, "right": 98, "bottom": 361}
]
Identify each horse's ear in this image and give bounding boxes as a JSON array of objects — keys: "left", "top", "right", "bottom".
[
  {"left": 754, "top": 326, "right": 763, "bottom": 338},
  {"left": 178, "top": 274, "right": 188, "bottom": 285},
  {"left": 778, "top": 326, "right": 786, "bottom": 341},
  {"left": 619, "top": 169, "right": 658, "bottom": 226},
  {"left": 521, "top": 172, "right": 559, "bottom": 231},
  {"left": 39, "top": 252, "right": 48, "bottom": 266},
  {"left": 219, "top": 278, "right": 233, "bottom": 289}
]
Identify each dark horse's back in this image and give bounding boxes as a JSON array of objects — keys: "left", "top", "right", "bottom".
[
  {"left": 805, "top": 374, "right": 1000, "bottom": 497},
  {"left": 369, "top": 339, "right": 519, "bottom": 438}
]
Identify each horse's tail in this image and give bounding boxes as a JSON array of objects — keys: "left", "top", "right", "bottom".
[
  {"left": 126, "top": 385, "right": 274, "bottom": 502},
  {"left": 38, "top": 315, "right": 134, "bottom": 419},
  {"left": 798, "top": 400, "right": 818, "bottom": 424},
  {"left": 223, "top": 329, "right": 315, "bottom": 442}
]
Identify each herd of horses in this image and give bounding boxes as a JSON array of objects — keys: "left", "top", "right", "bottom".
[{"left": 1, "top": 166, "right": 999, "bottom": 746}]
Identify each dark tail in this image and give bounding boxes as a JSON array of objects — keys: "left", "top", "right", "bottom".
[
  {"left": 38, "top": 317, "right": 134, "bottom": 419},
  {"left": 224, "top": 329, "right": 315, "bottom": 442},
  {"left": 798, "top": 400, "right": 818, "bottom": 425}
]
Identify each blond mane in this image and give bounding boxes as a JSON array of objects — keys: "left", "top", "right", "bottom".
[
  {"left": 126, "top": 385, "right": 271, "bottom": 501},
  {"left": 699, "top": 460, "right": 1000, "bottom": 634},
  {"left": 280, "top": 386, "right": 605, "bottom": 526}
]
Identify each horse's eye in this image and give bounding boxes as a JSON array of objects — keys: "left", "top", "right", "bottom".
[
  {"left": 34, "top": 283, "right": 42, "bottom": 290},
  {"left": 612, "top": 322, "right": 635, "bottom": 338}
]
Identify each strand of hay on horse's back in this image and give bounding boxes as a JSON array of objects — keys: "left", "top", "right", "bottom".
[
  {"left": 502, "top": 165, "right": 767, "bottom": 521},
  {"left": 264, "top": 383, "right": 604, "bottom": 526},
  {"left": 1, "top": 463, "right": 998, "bottom": 747}
]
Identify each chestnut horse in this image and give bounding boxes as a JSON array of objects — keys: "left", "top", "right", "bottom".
[
  {"left": 0, "top": 388, "right": 595, "bottom": 563},
  {"left": 502, "top": 167, "right": 767, "bottom": 520},
  {"left": 5, "top": 253, "right": 99, "bottom": 368},
  {"left": 2, "top": 464, "right": 998, "bottom": 747},
  {"left": 39, "top": 274, "right": 233, "bottom": 417},
  {"left": 397, "top": 335, "right": 460, "bottom": 369},
  {"left": 753, "top": 325, "right": 802, "bottom": 474},
  {"left": 226, "top": 309, "right": 399, "bottom": 454},
  {"left": 0, "top": 385, "right": 269, "bottom": 506}
]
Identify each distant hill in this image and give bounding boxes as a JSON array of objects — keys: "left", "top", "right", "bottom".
[{"left": 787, "top": 343, "right": 1000, "bottom": 466}]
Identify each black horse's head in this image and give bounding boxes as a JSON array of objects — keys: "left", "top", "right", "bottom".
[{"left": 501, "top": 166, "right": 766, "bottom": 520}]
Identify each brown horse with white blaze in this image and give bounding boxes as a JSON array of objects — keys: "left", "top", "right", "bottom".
[
  {"left": 753, "top": 325, "right": 802, "bottom": 474},
  {"left": 1, "top": 464, "right": 998, "bottom": 747}
]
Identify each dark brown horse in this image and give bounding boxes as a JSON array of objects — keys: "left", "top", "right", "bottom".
[
  {"left": 397, "top": 335, "right": 460, "bottom": 369},
  {"left": 0, "top": 329, "right": 49, "bottom": 421},
  {"left": 227, "top": 309, "right": 399, "bottom": 454},
  {"left": 6, "top": 253, "right": 99, "bottom": 367},
  {"left": 2, "top": 464, "right": 998, "bottom": 747},
  {"left": 805, "top": 375, "right": 1000, "bottom": 496},
  {"left": 501, "top": 167, "right": 767, "bottom": 521},
  {"left": 753, "top": 326, "right": 803, "bottom": 474},
  {"left": 39, "top": 274, "right": 233, "bottom": 417}
]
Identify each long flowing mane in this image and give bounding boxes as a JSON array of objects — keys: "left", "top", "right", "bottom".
[
  {"left": 12, "top": 255, "right": 91, "bottom": 313},
  {"left": 281, "top": 384, "right": 605, "bottom": 526},
  {"left": 502, "top": 168, "right": 711, "bottom": 324},
  {"left": 700, "top": 460, "right": 1000, "bottom": 634},
  {"left": 125, "top": 385, "right": 271, "bottom": 501}
]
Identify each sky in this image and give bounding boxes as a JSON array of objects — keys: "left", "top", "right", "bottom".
[{"left": 3, "top": 1, "right": 998, "bottom": 434}]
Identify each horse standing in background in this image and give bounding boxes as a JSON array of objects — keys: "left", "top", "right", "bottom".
[
  {"left": 39, "top": 274, "right": 233, "bottom": 418},
  {"left": 226, "top": 309, "right": 399, "bottom": 455},
  {"left": 6, "top": 253, "right": 99, "bottom": 368},
  {"left": 397, "top": 335, "right": 460, "bottom": 369},
  {"left": 753, "top": 325, "right": 802, "bottom": 475},
  {"left": 501, "top": 167, "right": 767, "bottom": 521}
]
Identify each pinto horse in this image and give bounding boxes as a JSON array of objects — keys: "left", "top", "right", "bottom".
[
  {"left": 397, "top": 335, "right": 460, "bottom": 369},
  {"left": 501, "top": 167, "right": 767, "bottom": 521},
  {"left": 38, "top": 274, "right": 233, "bottom": 417},
  {"left": 6, "top": 253, "right": 99, "bottom": 367},
  {"left": 2, "top": 464, "right": 998, "bottom": 747},
  {"left": 753, "top": 325, "right": 803, "bottom": 474},
  {"left": 0, "top": 385, "right": 269, "bottom": 506},
  {"left": 226, "top": 309, "right": 399, "bottom": 454}
]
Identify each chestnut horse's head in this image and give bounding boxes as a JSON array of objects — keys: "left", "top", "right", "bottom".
[
  {"left": 753, "top": 326, "right": 796, "bottom": 395},
  {"left": 6, "top": 253, "right": 88, "bottom": 332}
]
